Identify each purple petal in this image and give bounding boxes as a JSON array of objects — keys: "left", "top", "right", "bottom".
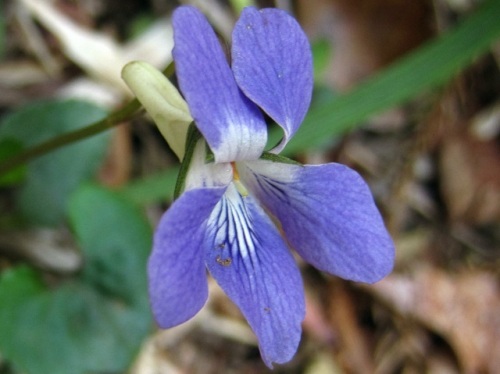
[
  {"left": 148, "top": 187, "right": 226, "bottom": 328},
  {"left": 240, "top": 161, "right": 395, "bottom": 283},
  {"left": 172, "top": 6, "right": 267, "bottom": 162},
  {"left": 204, "top": 183, "right": 305, "bottom": 367},
  {"left": 232, "top": 8, "right": 313, "bottom": 153}
]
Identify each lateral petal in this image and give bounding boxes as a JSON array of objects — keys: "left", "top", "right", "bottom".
[
  {"left": 232, "top": 8, "right": 313, "bottom": 152},
  {"left": 173, "top": 6, "right": 267, "bottom": 162},
  {"left": 204, "top": 183, "right": 305, "bottom": 367},
  {"left": 240, "top": 161, "right": 395, "bottom": 283},
  {"left": 148, "top": 187, "right": 226, "bottom": 328}
]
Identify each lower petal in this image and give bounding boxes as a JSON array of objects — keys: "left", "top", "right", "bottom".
[
  {"left": 148, "top": 187, "right": 225, "bottom": 328},
  {"left": 240, "top": 160, "right": 395, "bottom": 283},
  {"left": 204, "top": 183, "right": 305, "bottom": 368}
]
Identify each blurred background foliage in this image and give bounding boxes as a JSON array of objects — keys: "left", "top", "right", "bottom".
[{"left": 0, "top": 0, "right": 499, "bottom": 373}]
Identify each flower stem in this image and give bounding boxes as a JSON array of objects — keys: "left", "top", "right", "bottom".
[
  {"left": 0, "top": 61, "right": 176, "bottom": 177},
  {"left": 0, "top": 99, "right": 142, "bottom": 176}
]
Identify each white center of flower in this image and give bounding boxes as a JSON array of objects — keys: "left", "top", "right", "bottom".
[
  {"left": 207, "top": 183, "right": 258, "bottom": 262},
  {"left": 231, "top": 162, "right": 249, "bottom": 197}
]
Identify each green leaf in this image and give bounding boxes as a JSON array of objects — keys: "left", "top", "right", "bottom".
[
  {"left": 69, "top": 185, "right": 151, "bottom": 305},
  {"left": 272, "top": 0, "right": 500, "bottom": 154},
  {"left": 0, "top": 99, "right": 109, "bottom": 226},
  {"left": 0, "top": 138, "right": 26, "bottom": 185},
  {"left": 0, "top": 186, "right": 153, "bottom": 374}
]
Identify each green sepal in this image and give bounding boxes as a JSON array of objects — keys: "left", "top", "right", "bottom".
[
  {"left": 173, "top": 124, "right": 202, "bottom": 199},
  {"left": 260, "top": 151, "right": 302, "bottom": 166},
  {"left": 205, "top": 148, "right": 215, "bottom": 163}
]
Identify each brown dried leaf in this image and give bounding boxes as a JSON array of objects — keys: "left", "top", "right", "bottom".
[
  {"left": 303, "top": 290, "right": 337, "bottom": 344},
  {"left": 439, "top": 130, "right": 500, "bottom": 224},
  {"left": 98, "top": 125, "right": 132, "bottom": 187},
  {"left": 327, "top": 281, "right": 374, "bottom": 373},
  {"left": 20, "top": 0, "right": 173, "bottom": 99},
  {"left": 0, "top": 61, "right": 52, "bottom": 87},
  {"left": 371, "top": 266, "right": 500, "bottom": 374},
  {"left": 0, "top": 228, "right": 82, "bottom": 273},
  {"left": 297, "top": 0, "right": 432, "bottom": 89}
]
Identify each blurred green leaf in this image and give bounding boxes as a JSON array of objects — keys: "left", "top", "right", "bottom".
[
  {"left": 0, "top": 139, "right": 26, "bottom": 185},
  {"left": 229, "top": 0, "right": 253, "bottom": 13},
  {"left": 272, "top": 0, "right": 500, "bottom": 154},
  {"left": 0, "top": 186, "right": 152, "bottom": 374},
  {"left": 69, "top": 185, "right": 152, "bottom": 305},
  {"left": 118, "top": 166, "right": 179, "bottom": 205},
  {"left": 128, "top": 13, "right": 155, "bottom": 39},
  {"left": 312, "top": 39, "right": 331, "bottom": 81},
  {"left": 0, "top": 100, "right": 109, "bottom": 226}
]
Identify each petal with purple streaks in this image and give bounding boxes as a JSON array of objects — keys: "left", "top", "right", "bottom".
[
  {"left": 204, "top": 183, "right": 305, "bottom": 367},
  {"left": 240, "top": 160, "right": 395, "bottom": 283}
]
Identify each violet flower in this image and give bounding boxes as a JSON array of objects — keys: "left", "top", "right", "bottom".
[{"left": 131, "top": 6, "right": 394, "bottom": 368}]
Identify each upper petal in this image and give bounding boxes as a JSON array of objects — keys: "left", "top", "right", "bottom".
[
  {"left": 240, "top": 161, "right": 395, "bottom": 283},
  {"left": 173, "top": 6, "right": 267, "bottom": 162},
  {"left": 232, "top": 8, "right": 313, "bottom": 153},
  {"left": 148, "top": 187, "right": 226, "bottom": 328},
  {"left": 204, "top": 183, "right": 305, "bottom": 367}
]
